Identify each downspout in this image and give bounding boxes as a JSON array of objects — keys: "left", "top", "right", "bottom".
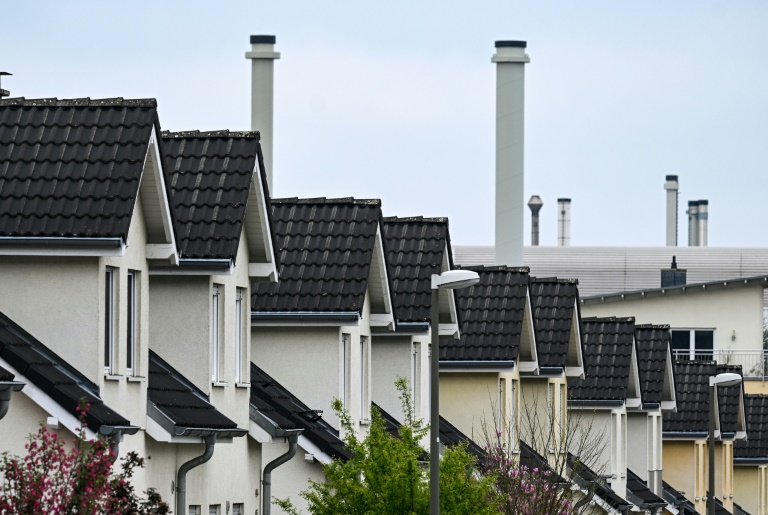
[
  {"left": 177, "top": 435, "right": 217, "bottom": 515},
  {"left": 262, "top": 432, "right": 300, "bottom": 515}
]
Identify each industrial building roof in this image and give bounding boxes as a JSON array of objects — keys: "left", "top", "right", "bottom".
[
  {"left": 529, "top": 277, "right": 580, "bottom": 368},
  {"left": 0, "top": 97, "right": 158, "bottom": 240},
  {"left": 568, "top": 317, "right": 636, "bottom": 402},
  {"left": 162, "top": 130, "right": 266, "bottom": 261},
  {"left": 251, "top": 197, "right": 384, "bottom": 313},
  {"left": 381, "top": 216, "right": 452, "bottom": 323},
  {"left": 148, "top": 351, "right": 241, "bottom": 432},
  {"left": 634, "top": 324, "right": 674, "bottom": 407},
  {"left": 735, "top": 395, "right": 768, "bottom": 462},
  {"left": 0, "top": 310, "right": 132, "bottom": 433},
  {"left": 440, "top": 265, "right": 529, "bottom": 363}
]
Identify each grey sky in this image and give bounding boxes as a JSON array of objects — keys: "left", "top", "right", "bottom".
[{"left": 2, "top": 1, "right": 766, "bottom": 247}]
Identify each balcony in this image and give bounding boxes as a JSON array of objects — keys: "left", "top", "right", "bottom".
[{"left": 671, "top": 349, "right": 768, "bottom": 379}]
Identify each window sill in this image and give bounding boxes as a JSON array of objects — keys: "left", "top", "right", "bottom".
[
  {"left": 127, "top": 376, "right": 146, "bottom": 383},
  {"left": 212, "top": 381, "right": 229, "bottom": 388},
  {"left": 235, "top": 382, "right": 250, "bottom": 388},
  {"left": 104, "top": 374, "right": 123, "bottom": 381}
]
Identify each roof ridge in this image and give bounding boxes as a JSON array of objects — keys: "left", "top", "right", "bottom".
[
  {"left": 531, "top": 276, "right": 579, "bottom": 284},
  {"left": 675, "top": 359, "right": 717, "bottom": 365},
  {"left": 581, "top": 316, "right": 635, "bottom": 323},
  {"left": 382, "top": 216, "right": 449, "bottom": 224},
  {"left": 457, "top": 264, "right": 530, "bottom": 273},
  {"left": 0, "top": 97, "right": 157, "bottom": 107},
  {"left": 162, "top": 129, "right": 261, "bottom": 139},
  {"left": 635, "top": 323, "right": 671, "bottom": 329},
  {"left": 272, "top": 197, "right": 381, "bottom": 206}
]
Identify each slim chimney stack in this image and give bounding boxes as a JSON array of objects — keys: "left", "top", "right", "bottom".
[
  {"left": 687, "top": 201, "right": 699, "bottom": 246},
  {"left": 664, "top": 175, "right": 678, "bottom": 246},
  {"left": 528, "top": 195, "right": 543, "bottom": 246},
  {"left": 697, "top": 200, "right": 708, "bottom": 247},
  {"left": 245, "top": 35, "right": 280, "bottom": 191},
  {"left": 493, "top": 40, "right": 529, "bottom": 266},
  {"left": 557, "top": 198, "right": 571, "bottom": 247}
]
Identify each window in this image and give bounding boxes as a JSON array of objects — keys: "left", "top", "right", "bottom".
[
  {"left": 208, "top": 505, "right": 220, "bottom": 515},
  {"left": 560, "top": 383, "right": 567, "bottom": 439},
  {"left": 232, "top": 504, "right": 244, "bottom": 515},
  {"left": 342, "top": 334, "right": 350, "bottom": 408},
  {"left": 189, "top": 507, "right": 201, "bottom": 515},
  {"left": 360, "top": 336, "right": 368, "bottom": 419},
  {"left": 412, "top": 345, "right": 420, "bottom": 412},
  {"left": 509, "top": 380, "right": 516, "bottom": 442},
  {"left": 548, "top": 383, "right": 555, "bottom": 422},
  {"left": 671, "top": 329, "right": 714, "bottom": 360},
  {"left": 235, "top": 288, "right": 245, "bottom": 383},
  {"left": 126, "top": 270, "right": 137, "bottom": 375},
  {"left": 104, "top": 267, "right": 116, "bottom": 371},
  {"left": 211, "top": 286, "right": 221, "bottom": 382},
  {"left": 498, "top": 378, "right": 506, "bottom": 431}
]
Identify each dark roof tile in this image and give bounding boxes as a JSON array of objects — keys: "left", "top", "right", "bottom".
[
  {"left": 0, "top": 363, "right": 13, "bottom": 381},
  {"left": 735, "top": 394, "right": 768, "bottom": 460},
  {"left": 634, "top": 324, "right": 672, "bottom": 405},
  {"left": 626, "top": 469, "right": 666, "bottom": 508},
  {"left": 529, "top": 277, "right": 579, "bottom": 368},
  {"left": 439, "top": 415, "right": 485, "bottom": 460}
]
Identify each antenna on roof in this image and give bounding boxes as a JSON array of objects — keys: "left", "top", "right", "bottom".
[{"left": 0, "top": 72, "right": 11, "bottom": 99}]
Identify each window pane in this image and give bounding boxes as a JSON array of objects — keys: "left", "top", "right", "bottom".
[
  {"left": 212, "top": 287, "right": 220, "bottom": 382},
  {"left": 671, "top": 330, "right": 691, "bottom": 354},
  {"left": 360, "top": 336, "right": 367, "bottom": 418},
  {"left": 235, "top": 288, "right": 243, "bottom": 382},
  {"left": 127, "top": 271, "right": 136, "bottom": 371},
  {"left": 694, "top": 330, "right": 714, "bottom": 359},
  {"left": 104, "top": 268, "right": 114, "bottom": 369},
  {"left": 232, "top": 504, "right": 244, "bottom": 515}
]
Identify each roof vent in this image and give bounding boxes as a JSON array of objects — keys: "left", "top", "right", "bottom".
[
  {"left": 527, "top": 195, "right": 543, "bottom": 246},
  {"left": 0, "top": 72, "right": 11, "bottom": 99},
  {"left": 661, "top": 256, "right": 686, "bottom": 288}
]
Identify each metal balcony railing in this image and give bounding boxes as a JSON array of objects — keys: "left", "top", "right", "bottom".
[{"left": 671, "top": 349, "right": 768, "bottom": 379}]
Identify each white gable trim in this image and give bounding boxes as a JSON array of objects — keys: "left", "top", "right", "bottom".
[
  {"left": 246, "top": 158, "right": 278, "bottom": 279},
  {"left": 140, "top": 127, "right": 178, "bottom": 264},
  {"left": 368, "top": 225, "right": 395, "bottom": 321},
  {"left": 565, "top": 299, "right": 585, "bottom": 378}
]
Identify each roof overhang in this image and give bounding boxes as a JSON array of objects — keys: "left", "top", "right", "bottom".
[
  {"left": 439, "top": 360, "right": 516, "bottom": 373},
  {"left": 0, "top": 236, "right": 126, "bottom": 256},
  {"left": 146, "top": 401, "right": 246, "bottom": 443},
  {"left": 150, "top": 258, "right": 234, "bottom": 276},
  {"left": 141, "top": 127, "right": 179, "bottom": 266},
  {"left": 661, "top": 346, "right": 677, "bottom": 411},
  {"left": 245, "top": 154, "right": 278, "bottom": 282},
  {"left": 569, "top": 399, "right": 625, "bottom": 409},
  {"left": 662, "top": 431, "right": 709, "bottom": 440},
  {"left": 367, "top": 225, "right": 395, "bottom": 329},
  {"left": 564, "top": 299, "right": 585, "bottom": 378},
  {"left": 518, "top": 289, "right": 539, "bottom": 375},
  {"left": 734, "top": 458, "right": 768, "bottom": 466},
  {"left": 251, "top": 311, "right": 360, "bottom": 326}
]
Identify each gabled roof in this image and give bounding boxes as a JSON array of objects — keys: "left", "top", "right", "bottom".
[
  {"left": 0, "top": 97, "right": 160, "bottom": 242},
  {"left": 569, "top": 317, "right": 639, "bottom": 403},
  {"left": 634, "top": 324, "right": 676, "bottom": 409},
  {"left": 251, "top": 198, "right": 391, "bottom": 316},
  {"left": 439, "top": 415, "right": 486, "bottom": 460},
  {"left": 568, "top": 452, "right": 632, "bottom": 511},
  {"left": 716, "top": 364, "right": 746, "bottom": 438},
  {"left": 381, "top": 216, "right": 454, "bottom": 324},
  {"left": 529, "top": 277, "right": 583, "bottom": 372},
  {"left": 625, "top": 469, "right": 667, "bottom": 510},
  {"left": 735, "top": 394, "right": 768, "bottom": 463},
  {"left": 147, "top": 351, "right": 244, "bottom": 438},
  {"left": 0, "top": 310, "right": 134, "bottom": 435},
  {"left": 440, "top": 265, "right": 536, "bottom": 367},
  {"left": 250, "top": 363, "right": 351, "bottom": 462},
  {"left": 662, "top": 481, "right": 701, "bottom": 515}
]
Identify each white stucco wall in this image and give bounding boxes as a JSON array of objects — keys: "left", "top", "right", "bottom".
[
  {"left": 371, "top": 335, "right": 414, "bottom": 421},
  {"left": 261, "top": 440, "right": 326, "bottom": 515}
]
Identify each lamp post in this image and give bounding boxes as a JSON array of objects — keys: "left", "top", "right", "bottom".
[
  {"left": 707, "top": 372, "right": 742, "bottom": 515},
  {"left": 430, "top": 270, "right": 480, "bottom": 515}
]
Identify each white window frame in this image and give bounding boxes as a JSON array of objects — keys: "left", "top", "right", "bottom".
[
  {"left": 104, "top": 267, "right": 116, "bottom": 372},
  {"left": 189, "top": 506, "right": 201, "bottom": 515},
  {"left": 498, "top": 378, "right": 506, "bottom": 432},
  {"left": 510, "top": 379, "right": 517, "bottom": 448},
  {"left": 360, "top": 335, "right": 368, "bottom": 420},
  {"left": 232, "top": 504, "right": 244, "bottom": 515},
  {"left": 412, "top": 344, "right": 420, "bottom": 411},
  {"left": 211, "top": 285, "right": 221, "bottom": 383},
  {"left": 235, "top": 288, "right": 244, "bottom": 383},
  {"left": 342, "top": 334, "right": 350, "bottom": 408},
  {"left": 208, "top": 505, "right": 221, "bottom": 515},
  {"left": 670, "top": 328, "right": 716, "bottom": 360},
  {"left": 126, "top": 270, "right": 137, "bottom": 375}
]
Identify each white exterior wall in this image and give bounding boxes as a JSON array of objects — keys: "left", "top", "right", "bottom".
[
  {"left": 262, "top": 440, "right": 325, "bottom": 515},
  {"left": 371, "top": 334, "right": 430, "bottom": 422},
  {"left": 627, "top": 411, "right": 664, "bottom": 494},
  {"left": 570, "top": 407, "right": 627, "bottom": 495}
]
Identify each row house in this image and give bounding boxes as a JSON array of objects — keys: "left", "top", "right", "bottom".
[{"left": 735, "top": 394, "right": 768, "bottom": 514}]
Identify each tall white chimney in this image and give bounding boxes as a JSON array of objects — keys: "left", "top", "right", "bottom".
[
  {"left": 687, "top": 200, "right": 699, "bottom": 246},
  {"left": 557, "top": 198, "right": 571, "bottom": 246},
  {"left": 664, "top": 175, "right": 678, "bottom": 246},
  {"left": 245, "top": 35, "right": 280, "bottom": 191},
  {"left": 493, "top": 40, "right": 529, "bottom": 266},
  {"left": 528, "top": 195, "right": 543, "bottom": 246},
  {"left": 697, "top": 200, "right": 708, "bottom": 247}
]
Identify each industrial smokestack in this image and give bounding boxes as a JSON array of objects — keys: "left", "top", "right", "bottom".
[
  {"left": 697, "top": 200, "right": 708, "bottom": 247},
  {"left": 557, "top": 198, "right": 571, "bottom": 247},
  {"left": 527, "top": 195, "right": 543, "bottom": 246},
  {"left": 493, "top": 40, "right": 529, "bottom": 266},
  {"left": 687, "top": 201, "right": 699, "bottom": 247},
  {"left": 664, "top": 175, "right": 679, "bottom": 246},
  {"left": 245, "top": 35, "right": 280, "bottom": 191}
]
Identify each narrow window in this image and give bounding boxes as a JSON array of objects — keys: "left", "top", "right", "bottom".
[
  {"left": 126, "top": 270, "right": 137, "bottom": 374},
  {"left": 104, "top": 267, "right": 116, "bottom": 371},
  {"left": 412, "top": 345, "right": 420, "bottom": 412},
  {"left": 548, "top": 383, "right": 555, "bottom": 423},
  {"left": 342, "top": 334, "right": 350, "bottom": 408},
  {"left": 189, "top": 506, "right": 201, "bottom": 515},
  {"left": 510, "top": 380, "right": 516, "bottom": 445},
  {"left": 208, "top": 505, "right": 220, "bottom": 515},
  {"left": 498, "top": 378, "right": 506, "bottom": 432},
  {"left": 360, "top": 336, "right": 368, "bottom": 419},
  {"left": 560, "top": 383, "right": 567, "bottom": 439},
  {"left": 235, "top": 288, "right": 244, "bottom": 383},
  {"left": 211, "top": 286, "right": 221, "bottom": 382},
  {"left": 232, "top": 504, "right": 244, "bottom": 515}
]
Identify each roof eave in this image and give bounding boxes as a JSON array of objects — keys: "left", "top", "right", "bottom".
[
  {"left": 251, "top": 311, "right": 361, "bottom": 326},
  {"left": 0, "top": 237, "right": 126, "bottom": 256}
]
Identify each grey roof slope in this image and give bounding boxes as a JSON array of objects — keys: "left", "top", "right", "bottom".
[
  {"left": 0, "top": 310, "right": 132, "bottom": 433},
  {"left": 439, "top": 415, "right": 486, "bottom": 460},
  {"left": 662, "top": 481, "right": 700, "bottom": 515},
  {"left": 440, "top": 265, "right": 529, "bottom": 362},
  {"left": 529, "top": 277, "right": 579, "bottom": 368},
  {"left": 716, "top": 364, "right": 744, "bottom": 437},
  {"left": 250, "top": 363, "right": 351, "bottom": 461},
  {"left": 148, "top": 351, "right": 241, "bottom": 431},
  {"left": 569, "top": 317, "right": 635, "bottom": 402},
  {"left": 625, "top": 469, "right": 667, "bottom": 509},
  {"left": 735, "top": 395, "right": 768, "bottom": 461},
  {"left": 634, "top": 324, "right": 672, "bottom": 406},
  {"left": 0, "top": 97, "right": 159, "bottom": 240},
  {"left": 0, "top": 363, "right": 13, "bottom": 381},
  {"left": 381, "top": 217, "right": 452, "bottom": 323},
  {"left": 162, "top": 130, "right": 271, "bottom": 260},
  {"left": 568, "top": 453, "right": 632, "bottom": 511},
  {"left": 251, "top": 198, "right": 383, "bottom": 313}
]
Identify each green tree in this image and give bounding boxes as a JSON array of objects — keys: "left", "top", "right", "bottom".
[{"left": 276, "top": 378, "right": 497, "bottom": 515}]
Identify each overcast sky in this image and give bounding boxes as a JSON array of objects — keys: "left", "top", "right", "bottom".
[{"left": 2, "top": 1, "right": 767, "bottom": 247}]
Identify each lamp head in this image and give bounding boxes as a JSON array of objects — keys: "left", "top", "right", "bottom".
[
  {"left": 431, "top": 270, "right": 481, "bottom": 290},
  {"left": 710, "top": 372, "right": 742, "bottom": 387}
]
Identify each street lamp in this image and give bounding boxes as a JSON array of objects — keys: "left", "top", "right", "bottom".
[
  {"left": 707, "top": 372, "right": 742, "bottom": 515},
  {"left": 430, "top": 270, "right": 480, "bottom": 515}
]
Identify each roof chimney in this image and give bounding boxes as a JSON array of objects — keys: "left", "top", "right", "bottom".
[
  {"left": 661, "top": 256, "right": 687, "bottom": 287},
  {"left": 687, "top": 200, "right": 699, "bottom": 246},
  {"left": 697, "top": 200, "right": 708, "bottom": 247},
  {"left": 528, "top": 195, "right": 543, "bottom": 246},
  {"left": 245, "top": 35, "right": 280, "bottom": 191},
  {"left": 664, "top": 175, "right": 678, "bottom": 246},
  {"left": 0, "top": 72, "right": 11, "bottom": 100},
  {"left": 493, "top": 40, "right": 529, "bottom": 266},
  {"left": 557, "top": 198, "right": 571, "bottom": 247}
]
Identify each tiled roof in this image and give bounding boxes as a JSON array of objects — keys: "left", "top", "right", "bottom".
[
  {"left": 439, "top": 415, "right": 485, "bottom": 460},
  {"left": 529, "top": 277, "right": 579, "bottom": 368},
  {"left": 440, "top": 266, "right": 529, "bottom": 362},
  {"left": 250, "top": 363, "right": 351, "bottom": 461},
  {"left": 662, "top": 481, "right": 700, "bottom": 515},
  {"left": 716, "top": 364, "right": 743, "bottom": 436},
  {"left": 0, "top": 310, "right": 131, "bottom": 432},
  {"left": 148, "top": 351, "right": 239, "bottom": 430},
  {"left": 0, "top": 363, "right": 13, "bottom": 381},
  {"left": 734, "top": 502, "right": 751, "bottom": 515},
  {"left": 251, "top": 198, "right": 383, "bottom": 313},
  {"left": 664, "top": 360, "right": 716, "bottom": 434},
  {"left": 519, "top": 440, "right": 567, "bottom": 484},
  {"left": 0, "top": 97, "right": 158, "bottom": 240},
  {"left": 625, "top": 469, "right": 666, "bottom": 508},
  {"left": 569, "top": 317, "right": 635, "bottom": 402},
  {"left": 381, "top": 217, "right": 452, "bottom": 323},
  {"left": 735, "top": 395, "right": 768, "bottom": 461},
  {"left": 634, "top": 324, "right": 672, "bottom": 406},
  {"left": 568, "top": 453, "right": 631, "bottom": 510},
  {"left": 162, "top": 130, "right": 265, "bottom": 260}
]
